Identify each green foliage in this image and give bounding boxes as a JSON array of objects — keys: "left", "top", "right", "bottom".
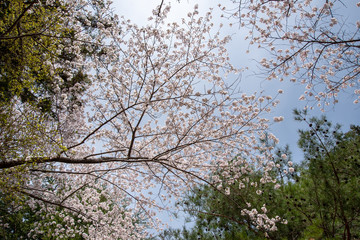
[
  {"left": 161, "top": 152, "right": 292, "bottom": 239},
  {"left": 162, "top": 112, "right": 360, "bottom": 240},
  {"left": 0, "top": 194, "right": 38, "bottom": 240},
  {"left": 0, "top": 0, "right": 89, "bottom": 116},
  {"left": 0, "top": 0, "right": 96, "bottom": 202},
  {"left": 0, "top": 100, "right": 61, "bottom": 202},
  {"left": 0, "top": 2, "right": 129, "bottom": 238},
  {"left": 294, "top": 110, "right": 360, "bottom": 239}
]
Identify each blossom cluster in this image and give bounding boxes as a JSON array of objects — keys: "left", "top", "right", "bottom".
[
  {"left": 0, "top": 1, "right": 288, "bottom": 238},
  {"left": 221, "top": 0, "right": 360, "bottom": 109}
]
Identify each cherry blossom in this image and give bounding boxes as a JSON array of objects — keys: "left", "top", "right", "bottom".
[
  {"left": 0, "top": 0, "right": 284, "bottom": 238},
  {"left": 222, "top": 0, "right": 360, "bottom": 109}
]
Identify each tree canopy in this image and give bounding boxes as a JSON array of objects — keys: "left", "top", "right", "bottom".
[
  {"left": 0, "top": 1, "right": 281, "bottom": 238},
  {"left": 0, "top": 0, "right": 94, "bottom": 113},
  {"left": 161, "top": 114, "right": 360, "bottom": 240},
  {"left": 0, "top": 0, "right": 358, "bottom": 239}
]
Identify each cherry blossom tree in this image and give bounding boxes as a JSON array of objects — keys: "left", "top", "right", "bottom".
[
  {"left": 221, "top": 0, "right": 360, "bottom": 109},
  {"left": 0, "top": 1, "right": 285, "bottom": 238}
]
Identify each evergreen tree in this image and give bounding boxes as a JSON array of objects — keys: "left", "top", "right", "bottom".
[{"left": 162, "top": 112, "right": 360, "bottom": 240}]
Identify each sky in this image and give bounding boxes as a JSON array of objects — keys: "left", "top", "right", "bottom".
[{"left": 112, "top": 0, "right": 360, "bottom": 232}]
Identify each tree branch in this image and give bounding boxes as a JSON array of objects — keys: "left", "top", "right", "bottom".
[
  {"left": 0, "top": 1, "right": 37, "bottom": 37},
  {"left": 0, "top": 156, "right": 165, "bottom": 169}
]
